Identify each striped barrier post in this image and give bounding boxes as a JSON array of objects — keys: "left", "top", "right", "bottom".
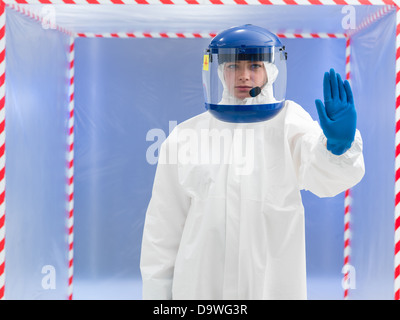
[
  {"left": 66, "top": 36, "right": 75, "bottom": 301},
  {"left": 0, "top": 0, "right": 5, "bottom": 301},
  {"left": 343, "top": 35, "right": 352, "bottom": 300},
  {"left": 394, "top": 4, "right": 400, "bottom": 301}
]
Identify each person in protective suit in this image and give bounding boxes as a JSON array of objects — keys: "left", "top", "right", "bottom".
[{"left": 140, "top": 25, "right": 365, "bottom": 300}]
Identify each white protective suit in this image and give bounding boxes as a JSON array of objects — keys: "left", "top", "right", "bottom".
[{"left": 140, "top": 64, "right": 365, "bottom": 300}]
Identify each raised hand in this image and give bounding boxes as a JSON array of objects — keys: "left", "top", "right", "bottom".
[{"left": 315, "top": 68, "right": 357, "bottom": 155}]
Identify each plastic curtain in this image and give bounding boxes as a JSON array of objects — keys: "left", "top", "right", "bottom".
[
  {"left": 5, "top": 8, "right": 71, "bottom": 299},
  {"left": 286, "top": 38, "right": 348, "bottom": 299},
  {"left": 349, "top": 10, "right": 396, "bottom": 300},
  {"left": 12, "top": 4, "right": 380, "bottom": 36},
  {"left": 72, "top": 36, "right": 346, "bottom": 299},
  {"left": 72, "top": 38, "right": 208, "bottom": 299}
]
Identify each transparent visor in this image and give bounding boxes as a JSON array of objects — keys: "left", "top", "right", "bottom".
[{"left": 202, "top": 47, "right": 287, "bottom": 107}]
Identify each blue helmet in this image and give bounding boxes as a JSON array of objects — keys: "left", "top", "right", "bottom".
[
  {"left": 202, "top": 25, "right": 287, "bottom": 123},
  {"left": 209, "top": 24, "right": 283, "bottom": 51}
]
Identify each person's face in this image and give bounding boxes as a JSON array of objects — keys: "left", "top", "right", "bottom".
[{"left": 224, "top": 60, "right": 267, "bottom": 100}]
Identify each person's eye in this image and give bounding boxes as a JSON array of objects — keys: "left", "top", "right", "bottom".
[
  {"left": 226, "top": 64, "right": 238, "bottom": 70},
  {"left": 251, "top": 63, "right": 263, "bottom": 69}
]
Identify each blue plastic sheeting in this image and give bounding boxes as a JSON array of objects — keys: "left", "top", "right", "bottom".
[
  {"left": 350, "top": 9, "right": 396, "bottom": 300},
  {"left": 72, "top": 35, "right": 347, "bottom": 299},
  {"left": 13, "top": 4, "right": 384, "bottom": 35},
  {"left": 73, "top": 38, "right": 209, "bottom": 299},
  {"left": 4, "top": 8, "right": 70, "bottom": 299},
  {"left": 286, "top": 38, "right": 348, "bottom": 297},
  {"left": 2, "top": 4, "right": 397, "bottom": 300}
]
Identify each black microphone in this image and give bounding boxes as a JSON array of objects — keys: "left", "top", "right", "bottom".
[{"left": 249, "top": 86, "right": 262, "bottom": 98}]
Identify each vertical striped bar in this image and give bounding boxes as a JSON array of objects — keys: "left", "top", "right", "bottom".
[
  {"left": 343, "top": 189, "right": 352, "bottom": 299},
  {"left": 343, "top": 36, "right": 352, "bottom": 300},
  {"left": 0, "top": 0, "right": 6, "bottom": 301},
  {"left": 394, "top": 4, "right": 400, "bottom": 301},
  {"left": 66, "top": 36, "right": 75, "bottom": 300}
]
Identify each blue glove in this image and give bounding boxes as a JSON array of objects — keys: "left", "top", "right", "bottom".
[{"left": 315, "top": 68, "right": 357, "bottom": 155}]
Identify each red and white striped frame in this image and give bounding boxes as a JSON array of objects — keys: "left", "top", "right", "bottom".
[
  {"left": 343, "top": 189, "right": 352, "bottom": 299},
  {"left": 76, "top": 32, "right": 217, "bottom": 38},
  {"left": 394, "top": 5, "right": 400, "bottom": 302},
  {"left": 0, "top": 0, "right": 397, "bottom": 301},
  {"left": 0, "top": 0, "right": 399, "bottom": 5},
  {"left": 75, "top": 32, "right": 346, "bottom": 38},
  {"left": 0, "top": 1, "right": 5, "bottom": 301},
  {"left": 66, "top": 37, "right": 75, "bottom": 301},
  {"left": 343, "top": 36, "right": 352, "bottom": 300}
]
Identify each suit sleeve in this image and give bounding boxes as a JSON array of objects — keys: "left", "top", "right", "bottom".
[
  {"left": 286, "top": 101, "right": 365, "bottom": 198},
  {"left": 140, "top": 133, "right": 191, "bottom": 299}
]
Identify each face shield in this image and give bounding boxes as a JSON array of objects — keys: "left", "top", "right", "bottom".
[{"left": 202, "top": 25, "right": 287, "bottom": 123}]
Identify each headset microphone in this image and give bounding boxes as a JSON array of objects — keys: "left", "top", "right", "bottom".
[{"left": 249, "top": 86, "right": 262, "bottom": 98}]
